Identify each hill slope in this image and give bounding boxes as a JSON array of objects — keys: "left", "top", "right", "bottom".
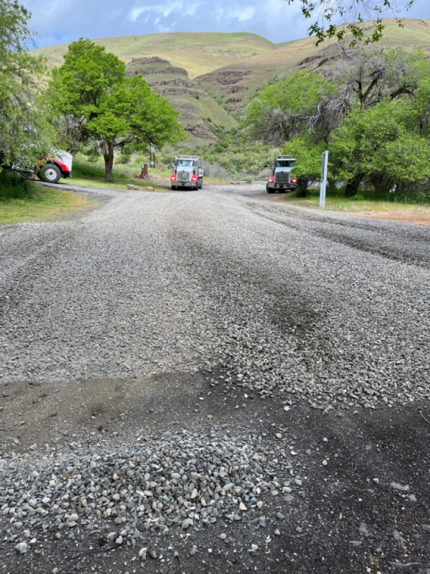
[
  {"left": 34, "top": 20, "right": 430, "bottom": 143},
  {"left": 195, "top": 18, "right": 430, "bottom": 112},
  {"left": 125, "top": 57, "right": 238, "bottom": 144},
  {"left": 33, "top": 32, "right": 279, "bottom": 78}
]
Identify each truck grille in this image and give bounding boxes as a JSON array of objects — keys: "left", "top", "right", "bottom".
[
  {"left": 275, "top": 171, "right": 290, "bottom": 184},
  {"left": 178, "top": 170, "right": 190, "bottom": 182}
]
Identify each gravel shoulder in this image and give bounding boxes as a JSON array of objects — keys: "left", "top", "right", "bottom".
[{"left": 0, "top": 185, "right": 429, "bottom": 573}]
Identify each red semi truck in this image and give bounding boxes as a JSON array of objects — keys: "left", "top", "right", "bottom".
[{"left": 266, "top": 155, "right": 298, "bottom": 194}]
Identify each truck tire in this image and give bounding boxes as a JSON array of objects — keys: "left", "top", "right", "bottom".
[
  {"left": 171, "top": 185, "right": 177, "bottom": 190},
  {"left": 266, "top": 184, "right": 275, "bottom": 194},
  {"left": 38, "top": 163, "right": 61, "bottom": 184}
]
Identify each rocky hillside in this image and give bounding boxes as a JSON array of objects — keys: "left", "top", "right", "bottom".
[
  {"left": 125, "top": 57, "right": 238, "bottom": 144},
  {"left": 35, "top": 21, "right": 430, "bottom": 144},
  {"left": 195, "top": 18, "right": 430, "bottom": 113}
]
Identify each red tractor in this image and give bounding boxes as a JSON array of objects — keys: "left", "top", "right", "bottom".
[{"left": 36, "top": 151, "right": 73, "bottom": 184}]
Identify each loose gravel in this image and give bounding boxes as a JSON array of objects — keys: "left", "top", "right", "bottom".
[
  {"left": 0, "top": 185, "right": 429, "bottom": 572},
  {"left": 1, "top": 187, "right": 429, "bottom": 412},
  {"left": 0, "top": 427, "right": 292, "bottom": 543}
]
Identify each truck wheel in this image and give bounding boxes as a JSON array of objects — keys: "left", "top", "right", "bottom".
[
  {"left": 38, "top": 163, "right": 61, "bottom": 184},
  {"left": 171, "top": 185, "right": 177, "bottom": 190},
  {"left": 266, "top": 184, "right": 275, "bottom": 194}
]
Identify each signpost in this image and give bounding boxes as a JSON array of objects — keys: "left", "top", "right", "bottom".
[{"left": 320, "top": 150, "right": 329, "bottom": 208}]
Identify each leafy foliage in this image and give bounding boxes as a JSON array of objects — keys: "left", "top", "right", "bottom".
[
  {"left": 0, "top": 0, "right": 54, "bottom": 172},
  {"left": 245, "top": 71, "right": 337, "bottom": 144},
  {"left": 330, "top": 99, "right": 430, "bottom": 194},
  {"left": 284, "top": 137, "right": 328, "bottom": 180},
  {"left": 246, "top": 47, "right": 430, "bottom": 199},
  {"left": 287, "top": 0, "right": 415, "bottom": 46}
]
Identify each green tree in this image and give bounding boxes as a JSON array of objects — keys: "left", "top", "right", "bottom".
[
  {"left": 284, "top": 136, "right": 328, "bottom": 180},
  {"left": 330, "top": 99, "right": 430, "bottom": 196},
  {"left": 50, "top": 39, "right": 186, "bottom": 182},
  {"left": 245, "top": 71, "right": 337, "bottom": 145},
  {"left": 0, "top": 0, "right": 54, "bottom": 172}
]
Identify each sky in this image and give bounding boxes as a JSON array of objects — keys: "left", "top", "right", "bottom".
[{"left": 23, "top": 0, "right": 430, "bottom": 49}]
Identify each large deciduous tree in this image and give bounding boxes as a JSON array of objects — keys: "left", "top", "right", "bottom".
[
  {"left": 50, "top": 39, "right": 186, "bottom": 182},
  {"left": 0, "top": 0, "right": 54, "bottom": 171},
  {"left": 247, "top": 47, "right": 430, "bottom": 197},
  {"left": 245, "top": 71, "right": 338, "bottom": 145}
]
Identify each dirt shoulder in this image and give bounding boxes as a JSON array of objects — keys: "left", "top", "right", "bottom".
[
  {"left": 278, "top": 195, "right": 430, "bottom": 227},
  {"left": 350, "top": 208, "right": 430, "bottom": 227}
]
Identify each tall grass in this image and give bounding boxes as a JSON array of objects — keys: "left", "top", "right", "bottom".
[
  {"left": 72, "top": 161, "right": 134, "bottom": 183},
  {"left": 0, "top": 170, "right": 32, "bottom": 201}
]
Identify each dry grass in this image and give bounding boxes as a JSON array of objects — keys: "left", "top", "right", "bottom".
[
  {"left": 280, "top": 187, "right": 430, "bottom": 226},
  {"left": 33, "top": 32, "right": 277, "bottom": 78}
]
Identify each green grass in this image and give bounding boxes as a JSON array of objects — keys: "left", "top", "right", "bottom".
[
  {"left": 0, "top": 184, "right": 91, "bottom": 224},
  {"left": 65, "top": 160, "right": 165, "bottom": 191}
]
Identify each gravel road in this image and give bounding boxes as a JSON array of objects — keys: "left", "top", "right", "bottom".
[{"left": 0, "top": 185, "right": 429, "bottom": 574}]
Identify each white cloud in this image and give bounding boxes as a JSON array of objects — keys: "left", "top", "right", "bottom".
[
  {"left": 130, "top": 1, "right": 200, "bottom": 23},
  {"left": 22, "top": 0, "right": 430, "bottom": 49},
  {"left": 229, "top": 6, "right": 255, "bottom": 22}
]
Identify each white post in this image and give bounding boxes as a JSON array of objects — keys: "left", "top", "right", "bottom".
[{"left": 320, "top": 150, "right": 329, "bottom": 208}]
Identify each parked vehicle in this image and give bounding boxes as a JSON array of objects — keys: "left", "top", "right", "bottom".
[
  {"left": 36, "top": 151, "right": 73, "bottom": 183},
  {"left": 266, "top": 156, "right": 298, "bottom": 194},
  {"left": 170, "top": 156, "right": 203, "bottom": 190}
]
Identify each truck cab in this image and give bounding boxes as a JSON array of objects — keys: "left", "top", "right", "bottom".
[
  {"left": 171, "top": 156, "right": 203, "bottom": 190},
  {"left": 266, "top": 156, "right": 298, "bottom": 194}
]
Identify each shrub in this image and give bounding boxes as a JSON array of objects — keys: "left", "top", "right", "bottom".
[
  {"left": 116, "top": 154, "right": 131, "bottom": 164},
  {"left": 0, "top": 170, "right": 32, "bottom": 200}
]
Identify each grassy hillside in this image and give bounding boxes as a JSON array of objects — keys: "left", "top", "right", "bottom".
[
  {"left": 125, "top": 57, "right": 238, "bottom": 145},
  {"left": 34, "top": 20, "right": 430, "bottom": 143},
  {"left": 33, "top": 32, "right": 278, "bottom": 78},
  {"left": 196, "top": 18, "right": 430, "bottom": 112}
]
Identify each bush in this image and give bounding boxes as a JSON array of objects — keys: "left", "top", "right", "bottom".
[
  {"left": 0, "top": 170, "right": 32, "bottom": 200},
  {"left": 116, "top": 154, "right": 131, "bottom": 164},
  {"left": 202, "top": 160, "right": 230, "bottom": 179}
]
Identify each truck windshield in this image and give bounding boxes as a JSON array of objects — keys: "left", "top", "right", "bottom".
[
  {"left": 276, "top": 160, "right": 295, "bottom": 167},
  {"left": 177, "top": 160, "right": 193, "bottom": 167}
]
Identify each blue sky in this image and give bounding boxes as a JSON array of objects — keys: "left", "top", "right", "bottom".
[{"left": 24, "top": 0, "right": 430, "bottom": 49}]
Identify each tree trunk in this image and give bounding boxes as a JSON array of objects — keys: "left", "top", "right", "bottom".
[
  {"left": 103, "top": 141, "right": 114, "bottom": 183},
  {"left": 344, "top": 173, "right": 363, "bottom": 197},
  {"left": 371, "top": 174, "right": 394, "bottom": 194}
]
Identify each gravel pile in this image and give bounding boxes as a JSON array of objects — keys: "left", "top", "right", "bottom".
[{"left": 0, "top": 428, "right": 293, "bottom": 551}]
